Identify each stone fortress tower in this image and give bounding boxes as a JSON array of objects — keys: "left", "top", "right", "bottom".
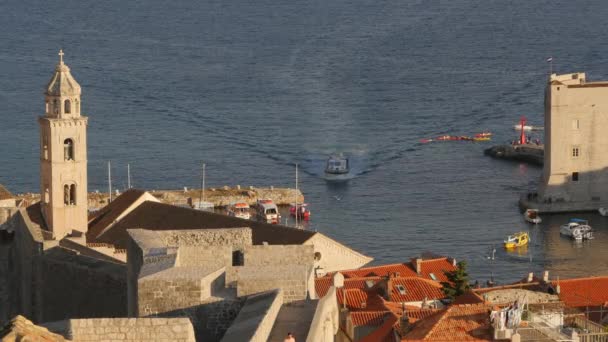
[
  {"left": 39, "top": 50, "right": 88, "bottom": 238},
  {"left": 538, "top": 72, "right": 608, "bottom": 208}
]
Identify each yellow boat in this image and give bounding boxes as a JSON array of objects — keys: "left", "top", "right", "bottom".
[
  {"left": 473, "top": 137, "right": 491, "bottom": 142},
  {"left": 504, "top": 232, "right": 529, "bottom": 249}
]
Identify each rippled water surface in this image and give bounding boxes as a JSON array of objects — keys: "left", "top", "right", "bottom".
[{"left": 3, "top": 0, "right": 608, "bottom": 283}]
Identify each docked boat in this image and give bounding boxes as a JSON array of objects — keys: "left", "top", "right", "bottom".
[
  {"left": 599, "top": 207, "right": 608, "bottom": 216},
  {"left": 227, "top": 202, "right": 251, "bottom": 220},
  {"left": 560, "top": 218, "right": 594, "bottom": 240},
  {"left": 290, "top": 203, "right": 311, "bottom": 221},
  {"left": 504, "top": 232, "right": 529, "bottom": 249},
  {"left": 255, "top": 199, "right": 280, "bottom": 224},
  {"left": 524, "top": 209, "right": 542, "bottom": 224},
  {"left": 325, "top": 154, "right": 349, "bottom": 175}
]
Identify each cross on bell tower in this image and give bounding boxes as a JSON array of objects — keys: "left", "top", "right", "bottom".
[{"left": 39, "top": 50, "right": 89, "bottom": 238}]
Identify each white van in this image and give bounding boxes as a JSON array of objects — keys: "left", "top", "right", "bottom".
[{"left": 256, "top": 199, "right": 279, "bottom": 224}]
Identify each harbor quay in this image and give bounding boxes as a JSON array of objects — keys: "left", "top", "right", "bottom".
[{"left": 14, "top": 186, "right": 303, "bottom": 210}]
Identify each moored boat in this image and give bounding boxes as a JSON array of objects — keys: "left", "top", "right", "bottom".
[
  {"left": 560, "top": 218, "right": 594, "bottom": 240},
  {"left": 504, "top": 231, "right": 529, "bottom": 249},
  {"left": 290, "top": 203, "right": 311, "bottom": 221},
  {"left": 524, "top": 209, "right": 542, "bottom": 224},
  {"left": 227, "top": 202, "right": 251, "bottom": 220}
]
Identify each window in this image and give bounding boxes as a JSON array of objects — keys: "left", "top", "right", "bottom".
[
  {"left": 64, "top": 99, "right": 71, "bottom": 114},
  {"left": 314, "top": 252, "right": 322, "bottom": 261},
  {"left": 232, "top": 250, "right": 243, "bottom": 266},
  {"left": 64, "top": 139, "right": 74, "bottom": 160},
  {"left": 429, "top": 273, "right": 437, "bottom": 281},
  {"left": 53, "top": 100, "right": 59, "bottom": 114},
  {"left": 45, "top": 101, "right": 49, "bottom": 114},
  {"left": 70, "top": 184, "right": 76, "bottom": 205},
  {"left": 572, "top": 172, "right": 579, "bottom": 182},
  {"left": 572, "top": 119, "right": 579, "bottom": 129},
  {"left": 572, "top": 147, "right": 580, "bottom": 158},
  {"left": 64, "top": 184, "right": 76, "bottom": 205},
  {"left": 396, "top": 284, "right": 407, "bottom": 295},
  {"left": 365, "top": 280, "right": 375, "bottom": 288}
]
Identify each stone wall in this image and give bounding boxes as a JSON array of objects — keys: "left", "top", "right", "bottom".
[
  {"left": 0, "top": 207, "right": 18, "bottom": 226},
  {"left": 158, "top": 228, "right": 252, "bottom": 249},
  {"left": 221, "top": 289, "right": 283, "bottom": 342},
  {"left": 177, "top": 246, "right": 232, "bottom": 269},
  {"left": 43, "top": 317, "right": 195, "bottom": 341},
  {"left": 137, "top": 267, "right": 226, "bottom": 316},
  {"left": 36, "top": 249, "right": 128, "bottom": 322},
  {"left": 306, "top": 286, "right": 339, "bottom": 342},
  {"left": 243, "top": 244, "right": 314, "bottom": 267},
  {"left": 237, "top": 265, "right": 313, "bottom": 303}
]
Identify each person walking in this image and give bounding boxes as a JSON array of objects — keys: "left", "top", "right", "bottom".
[{"left": 284, "top": 332, "right": 296, "bottom": 342}]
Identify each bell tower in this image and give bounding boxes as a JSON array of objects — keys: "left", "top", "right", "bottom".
[{"left": 39, "top": 50, "right": 88, "bottom": 238}]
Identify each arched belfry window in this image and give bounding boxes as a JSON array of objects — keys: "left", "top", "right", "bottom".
[
  {"left": 70, "top": 184, "right": 76, "bottom": 205},
  {"left": 64, "top": 99, "right": 71, "bottom": 114},
  {"left": 64, "top": 184, "right": 76, "bottom": 205},
  {"left": 53, "top": 100, "right": 59, "bottom": 114},
  {"left": 64, "top": 139, "right": 74, "bottom": 161}
]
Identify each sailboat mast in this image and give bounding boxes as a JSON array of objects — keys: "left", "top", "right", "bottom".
[
  {"left": 127, "top": 163, "right": 131, "bottom": 189},
  {"left": 198, "top": 163, "right": 204, "bottom": 209},
  {"left": 108, "top": 161, "right": 112, "bottom": 203},
  {"left": 295, "top": 163, "right": 298, "bottom": 228}
]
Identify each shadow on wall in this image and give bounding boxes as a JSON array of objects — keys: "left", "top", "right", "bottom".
[
  {"left": 522, "top": 166, "right": 608, "bottom": 211},
  {"left": 154, "top": 299, "right": 245, "bottom": 342}
]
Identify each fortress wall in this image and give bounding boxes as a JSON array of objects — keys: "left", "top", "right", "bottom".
[
  {"left": 43, "top": 317, "right": 195, "bottom": 342},
  {"left": 37, "top": 254, "right": 127, "bottom": 322},
  {"left": 305, "top": 233, "right": 373, "bottom": 273},
  {"left": 237, "top": 265, "right": 312, "bottom": 303}
]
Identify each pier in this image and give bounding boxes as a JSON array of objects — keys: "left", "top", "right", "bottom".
[{"left": 17, "top": 186, "right": 304, "bottom": 210}]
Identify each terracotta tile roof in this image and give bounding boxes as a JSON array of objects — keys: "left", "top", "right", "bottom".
[
  {"left": 337, "top": 289, "right": 386, "bottom": 310},
  {"left": 360, "top": 313, "right": 398, "bottom": 342},
  {"left": 315, "top": 276, "right": 382, "bottom": 298},
  {"left": 0, "top": 184, "right": 14, "bottom": 200},
  {"left": 383, "top": 301, "right": 441, "bottom": 323},
  {"left": 453, "top": 291, "right": 485, "bottom": 305},
  {"left": 415, "top": 258, "right": 457, "bottom": 283},
  {"left": 90, "top": 201, "right": 316, "bottom": 249},
  {"left": 326, "top": 257, "right": 456, "bottom": 283},
  {"left": 553, "top": 276, "right": 608, "bottom": 308},
  {"left": 87, "top": 189, "right": 147, "bottom": 240},
  {"left": 351, "top": 311, "right": 391, "bottom": 326},
  {"left": 339, "top": 263, "right": 418, "bottom": 278},
  {"left": 402, "top": 304, "right": 493, "bottom": 341},
  {"left": 389, "top": 277, "right": 445, "bottom": 303}
]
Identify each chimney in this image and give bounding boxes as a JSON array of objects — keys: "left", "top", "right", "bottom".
[
  {"left": 556, "top": 284, "right": 560, "bottom": 294},
  {"left": 333, "top": 272, "right": 344, "bottom": 288},
  {"left": 527, "top": 272, "right": 534, "bottom": 283},
  {"left": 416, "top": 258, "right": 422, "bottom": 275},
  {"left": 543, "top": 271, "right": 549, "bottom": 283},
  {"left": 399, "top": 314, "right": 412, "bottom": 336}
]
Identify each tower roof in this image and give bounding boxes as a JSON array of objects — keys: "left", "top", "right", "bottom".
[{"left": 45, "top": 49, "right": 81, "bottom": 97}]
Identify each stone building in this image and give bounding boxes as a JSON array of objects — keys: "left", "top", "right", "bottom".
[{"left": 524, "top": 72, "right": 608, "bottom": 212}]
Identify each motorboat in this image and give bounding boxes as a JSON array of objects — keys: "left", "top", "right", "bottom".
[
  {"left": 227, "top": 202, "right": 251, "bottom": 220},
  {"left": 599, "top": 207, "right": 608, "bottom": 216},
  {"left": 560, "top": 218, "right": 594, "bottom": 240},
  {"left": 513, "top": 124, "right": 544, "bottom": 132},
  {"left": 255, "top": 199, "right": 280, "bottom": 224},
  {"left": 524, "top": 209, "right": 542, "bottom": 224},
  {"left": 290, "top": 203, "right": 311, "bottom": 221},
  {"left": 325, "top": 154, "right": 349, "bottom": 175},
  {"left": 504, "top": 232, "right": 529, "bottom": 249}
]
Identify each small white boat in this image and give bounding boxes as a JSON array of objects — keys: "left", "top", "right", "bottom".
[
  {"left": 524, "top": 209, "right": 542, "bottom": 224},
  {"left": 227, "top": 202, "right": 251, "bottom": 220},
  {"left": 325, "top": 154, "right": 349, "bottom": 175},
  {"left": 599, "top": 208, "right": 608, "bottom": 216},
  {"left": 513, "top": 124, "right": 544, "bottom": 132},
  {"left": 560, "top": 218, "right": 594, "bottom": 240},
  {"left": 256, "top": 199, "right": 280, "bottom": 224}
]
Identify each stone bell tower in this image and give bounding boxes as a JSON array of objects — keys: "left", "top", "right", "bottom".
[{"left": 39, "top": 50, "right": 88, "bottom": 238}]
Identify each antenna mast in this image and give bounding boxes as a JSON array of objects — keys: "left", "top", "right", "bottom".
[
  {"left": 295, "top": 163, "right": 298, "bottom": 228},
  {"left": 127, "top": 163, "right": 131, "bottom": 189},
  {"left": 108, "top": 161, "right": 112, "bottom": 203}
]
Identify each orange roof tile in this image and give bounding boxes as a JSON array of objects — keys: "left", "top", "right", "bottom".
[
  {"left": 416, "top": 258, "right": 457, "bottom": 283},
  {"left": 389, "top": 277, "right": 445, "bottom": 303},
  {"left": 453, "top": 291, "right": 485, "bottom": 305},
  {"left": 553, "top": 276, "right": 608, "bottom": 308},
  {"left": 340, "top": 263, "right": 418, "bottom": 278},
  {"left": 316, "top": 276, "right": 382, "bottom": 298},
  {"left": 403, "top": 304, "right": 493, "bottom": 341},
  {"left": 360, "top": 313, "right": 399, "bottom": 342},
  {"left": 350, "top": 311, "right": 391, "bottom": 326},
  {"left": 337, "top": 289, "right": 386, "bottom": 310}
]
